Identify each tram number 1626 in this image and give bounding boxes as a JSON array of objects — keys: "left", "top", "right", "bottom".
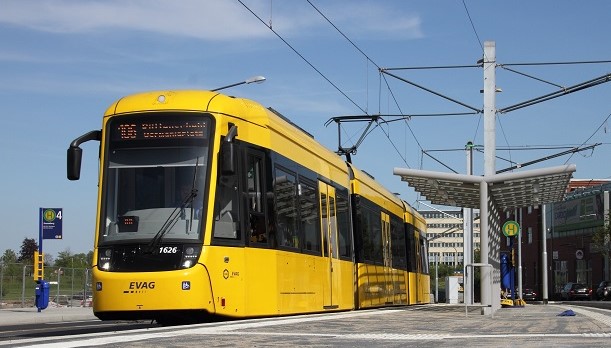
[{"left": 159, "top": 246, "right": 178, "bottom": 254}]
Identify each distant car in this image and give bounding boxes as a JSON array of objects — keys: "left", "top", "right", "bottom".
[
  {"left": 561, "top": 282, "right": 592, "bottom": 301},
  {"left": 595, "top": 280, "right": 611, "bottom": 300},
  {"left": 522, "top": 288, "right": 538, "bottom": 301}
]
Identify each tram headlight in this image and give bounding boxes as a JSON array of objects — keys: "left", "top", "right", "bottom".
[
  {"left": 98, "top": 248, "right": 113, "bottom": 271},
  {"left": 181, "top": 246, "right": 201, "bottom": 269}
]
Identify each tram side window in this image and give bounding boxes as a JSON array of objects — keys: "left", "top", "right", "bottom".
[
  {"left": 336, "top": 193, "right": 352, "bottom": 259},
  {"left": 370, "top": 209, "right": 382, "bottom": 264},
  {"left": 300, "top": 180, "right": 321, "bottom": 253},
  {"left": 406, "top": 225, "right": 417, "bottom": 272},
  {"left": 247, "top": 154, "right": 267, "bottom": 244},
  {"left": 360, "top": 206, "right": 381, "bottom": 263},
  {"left": 391, "top": 218, "right": 407, "bottom": 270},
  {"left": 213, "top": 163, "right": 240, "bottom": 240},
  {"left": 274, "top": 168, "right": 299, "bottom": 248},
  {"left": 420, "top": 235, "right": 429, "bottom": 274}
]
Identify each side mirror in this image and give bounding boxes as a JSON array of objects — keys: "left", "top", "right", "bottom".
[
  {"left": 67, "top": 147, "right": 83, "bottom": 181},
  {"left": 66, "top": 130, "right": 101, "bottom": 181},
  {"left": 220, "top": 142, "right": 236, "bottom": 176}
]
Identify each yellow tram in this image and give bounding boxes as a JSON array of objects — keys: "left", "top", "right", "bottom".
[{"left": 67, "top": 90, "right": 429, "bottom": 322}]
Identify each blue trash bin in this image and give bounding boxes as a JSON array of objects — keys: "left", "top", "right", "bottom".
[
  {"left": 35, "top": 280, "right": 50, "bottom": 311},
  {"left": 500, "top": 253, "right": 511, "bottom": 290}
]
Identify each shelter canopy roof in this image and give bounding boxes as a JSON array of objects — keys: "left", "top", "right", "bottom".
[{"left": 394, "top": 164, "right": 576, "bottom": 210}]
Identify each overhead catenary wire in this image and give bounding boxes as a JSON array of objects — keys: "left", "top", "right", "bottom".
[
  {"left": 500, "top": 66, "right": 566, "bottom": 89},
  {"left": 462, "top": 0, "right": 485, "bottom": 55},
  {"left": 305, "top": 0, "right": 432, "bottom": 168},
  {"left": 305, "top": 0, "right": 381, "bottom": 71},
  {"left": 501, "top": 60, "right": 611, "bottom": 67},
  {"left": 236, "top": 0, "right": 367, "bottom": 115},
  {"left": 498, "top": 73, "right": 611, "bottom": 113},
  {"left": 306, "top": 0, "right": 482, "bottom": 173},
  {"left": 240, "top": 0, "right": 430, "bottom": 169},
  {"left": 242, "top": 1, "right": 611, "bottom": 185},
  {"left": 564, "top": 111, "right": 611, "bottom": 164},
  {"left": 307, "top": 0, "right": 490, "bottom": 173}
]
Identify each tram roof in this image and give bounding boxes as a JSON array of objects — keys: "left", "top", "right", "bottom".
[{"left": 394, "top": 164, "right": 576, "bottom": 210}]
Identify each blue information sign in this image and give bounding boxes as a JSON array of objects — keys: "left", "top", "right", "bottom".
[{"left": 40, "top": 208, "right": 63, "bottom": 239}]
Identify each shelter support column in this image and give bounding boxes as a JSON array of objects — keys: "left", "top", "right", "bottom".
[
  {"left": 479, "top": 181, "right": 490, "bottom": 315},
  {"left": 542, "top": 204, "right": 549, "bottom": 304}
]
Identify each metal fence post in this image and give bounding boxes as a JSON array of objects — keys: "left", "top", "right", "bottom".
[
  {"left": 21, "top": 265, "right": 27, "bottom": 308},
  {"left": 0, "top": 262, "right": 4, "bottom": 303},
  {"left": 70, "top": 267, "right": 75, "bottom": 307}
]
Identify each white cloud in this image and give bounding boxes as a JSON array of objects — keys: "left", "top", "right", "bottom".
[
  {"left": 324, "top": 2, "right": 423, "bottom": 40},
  {"left": 1, "top": 0, "right": 422, "bottom": 41},
  {"left": 1, "top": 0, "right": 270, "bottom": 40}
]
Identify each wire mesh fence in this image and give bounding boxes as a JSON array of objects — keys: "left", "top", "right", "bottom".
[{"left": 0, "top": 263, "right": 92, "bottom": 308}]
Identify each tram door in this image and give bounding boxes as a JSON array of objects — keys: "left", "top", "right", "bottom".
[
  {"left": 320, "top": 182, "right": 339, "bottom": 309},
  {"left": 381, "top": 212, "right": 394, "bottom": 304},
  {"left": 414, "top": 232, "right": 422, "bottom": 303}
]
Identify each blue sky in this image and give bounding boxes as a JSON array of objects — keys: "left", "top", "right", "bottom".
[{"left": 1, "top": 0, "right": 610, "bottom": 259}]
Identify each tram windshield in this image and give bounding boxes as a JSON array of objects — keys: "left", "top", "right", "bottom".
[{"left": 100, "top": 114, "right": 212, "bottom": 245}]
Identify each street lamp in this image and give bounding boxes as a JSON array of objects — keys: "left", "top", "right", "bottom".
[{"left": 211, "top": 76, "right": 266, "bottom": 92}]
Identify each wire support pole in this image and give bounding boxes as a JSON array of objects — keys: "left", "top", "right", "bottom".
[{"left": 481, "top": 41, "right": 496, "bottom": 315}]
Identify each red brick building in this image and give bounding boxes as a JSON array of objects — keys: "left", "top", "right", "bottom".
[{"left": 500, "top": 180, "right": 610, "bottom": 300}]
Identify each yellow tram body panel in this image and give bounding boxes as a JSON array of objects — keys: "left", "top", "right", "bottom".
[
  {"left": 204, "top": 246, "right": 354, "bottom": 317},
  {"left": 349, "top": 165, "right": 405, "bottom": 218},
  {"left": 92, "top": 264, "right": 214, "bottom": 313},
  {"left": 356, "top": 263, "right": 411, "bottom": 308}
]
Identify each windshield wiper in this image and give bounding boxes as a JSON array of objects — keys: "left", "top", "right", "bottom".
[
  {"left": 147, "top": 188, "right": 198, "bottom": 253},
  {"left": 186, "top": 157, "right": 199, "bottom": 231},
  {"left": 147, "top": 157, "right": 201, "bottom": 253}
]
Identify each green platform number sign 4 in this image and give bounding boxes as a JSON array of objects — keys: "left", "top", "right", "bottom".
[{"left": 502, "top": 220, "right": 520, "bottom": 238}]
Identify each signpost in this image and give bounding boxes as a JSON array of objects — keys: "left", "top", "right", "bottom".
[
  {"left": 35, "top": 208, "right": 62, "bottom": 312},
  {"left": 501, "top": 220, "right": 524, "bottom": 306}
]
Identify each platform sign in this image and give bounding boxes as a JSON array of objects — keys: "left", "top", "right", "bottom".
[
  {"left": 502, "top": 220, "right": 520, "bottom": 237},
  {"left": 40, "top": 208, "right": 63, "bottom": 239}
]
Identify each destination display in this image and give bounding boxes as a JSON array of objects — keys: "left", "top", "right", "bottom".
[{"left": 111, "top": 118, "right": 209, "bottom": 141}]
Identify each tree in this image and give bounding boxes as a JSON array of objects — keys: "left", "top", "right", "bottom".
[
  {"left": 54, "top": 249, "right": 91, "bottom": 269},
  {"left": 1, "top": 249, "right": 21, "bottom": 279},
  {"left": 17, "top": 238, "right": 38, "bottom": 263},
  {"left": 592, "top": 222, "right": 611, "bottom": 278},
  {"left": 44, "top": 253, "right": 54, "bottom": 266},
  {"left": 430, "top": 263, "right": 462, "bottom": 279},
  {"left": 86, "top": 250, "right": 94, "bottom": 268},
  {"left": 1, "top": 249, "right": 17, "bottom": 264}
]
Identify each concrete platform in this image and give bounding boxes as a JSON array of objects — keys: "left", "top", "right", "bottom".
[
  {"left": 0, "top": 306, "right": 97, "bottom": 325},
  {"left": 1, "top": 303, "right": 610, "bottom": 347}
]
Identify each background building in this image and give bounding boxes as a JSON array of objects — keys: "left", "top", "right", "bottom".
[
  {"left": 499, "top": 180, "right": 610, "bottom": 300},
  {"left": 421, "top": 210, "right": 480, "bottom": 267}
]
